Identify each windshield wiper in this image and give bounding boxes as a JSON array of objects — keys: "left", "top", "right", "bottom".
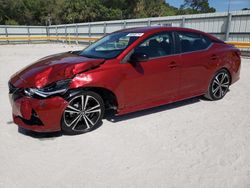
[
  {"left": 79, "top": 53, "right": 104, "bottom": 59},
  {"left": 69, "top": 51, "right": 100, "bottom": 59}
]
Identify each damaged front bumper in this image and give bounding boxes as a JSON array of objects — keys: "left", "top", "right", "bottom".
[{"left": 9, "top": 84, "right": 68, "bottom": 132}]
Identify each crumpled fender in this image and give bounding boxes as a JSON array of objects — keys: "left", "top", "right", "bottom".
[{"left": 9, "top": 52, "right": 105, "bottom": 88}]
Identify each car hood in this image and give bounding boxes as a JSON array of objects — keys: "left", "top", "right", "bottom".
[{"left": 10, "top": 52, "right": 105, "bottom": 88}]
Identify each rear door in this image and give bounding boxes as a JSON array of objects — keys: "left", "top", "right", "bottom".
[{"left": 176, "top": 31, "right": 214, "bottom": 97}]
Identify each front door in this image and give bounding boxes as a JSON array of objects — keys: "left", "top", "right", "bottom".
[{"left": 120, "top": 32, "right": 180, "bottom": 108}]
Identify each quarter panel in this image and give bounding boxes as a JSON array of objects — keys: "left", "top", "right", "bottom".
[{"left": 179, "top": 47, "right": 216, "bottom": 97}]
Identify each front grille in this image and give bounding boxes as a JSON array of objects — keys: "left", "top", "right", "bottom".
[
  {"left": 8, "top": 82, "right": 18, "bottom": 94},
  {"left": 8, "top": 82, "right": 24, "bottom": 101}
]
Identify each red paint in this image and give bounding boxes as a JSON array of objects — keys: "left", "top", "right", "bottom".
[
  {"left": 9, "top": 27, "right": 241, "bottom": 132},
  {"left": 10, "top": 52, "right": 104, "bottom": 88},
  {"left": 11, "top": 96, "right": 68, "bottom": 132}
]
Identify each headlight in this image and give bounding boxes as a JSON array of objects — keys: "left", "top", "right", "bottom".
[{"left": 24, "top": 79, "right": 71, "bottom": 98}]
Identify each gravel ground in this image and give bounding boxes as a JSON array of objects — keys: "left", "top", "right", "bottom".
[{"left": 0, "top": 44, "right": 250, "bottom": 188}]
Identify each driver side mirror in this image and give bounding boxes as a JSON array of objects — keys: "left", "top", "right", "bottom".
[{"left": 129, "top": 52, "right": 149, "bottom": 63}]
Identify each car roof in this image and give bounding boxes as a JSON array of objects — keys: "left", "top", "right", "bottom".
[
  {"left": 116, "top": 26, "right": 201, "bottom": 33},
  {"left": 115, "top": 26, "right": 220, "bottom": 41}
]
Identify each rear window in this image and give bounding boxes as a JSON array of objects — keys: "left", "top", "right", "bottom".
[{"left": 177, "top": 32, "right": 211, "bottom": 53}]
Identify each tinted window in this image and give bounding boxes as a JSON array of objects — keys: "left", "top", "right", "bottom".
[
  {"left": 177, "top": 32, "right": 211, "bottom": 53},
  {"left": 134, "top": 32, "right": 173, "bottom": 58}
]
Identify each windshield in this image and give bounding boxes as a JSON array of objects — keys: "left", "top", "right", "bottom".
[{"left": 79, "top": 32, "right": 143, "bottom": 59}]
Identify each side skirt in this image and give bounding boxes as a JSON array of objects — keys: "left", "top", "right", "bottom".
[{"left": 116, "top": 92, "right": 205, "bottom": 116}]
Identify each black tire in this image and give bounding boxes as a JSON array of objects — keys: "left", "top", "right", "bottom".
[
  {"left": 204, "top": 69, "right": 231, "bottom": 100},
  {"left": 61, "top": 91, "right": 105, "bottom": 135}
]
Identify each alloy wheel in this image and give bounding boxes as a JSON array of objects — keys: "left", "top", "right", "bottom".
[
  {"left": 63, "top": 94, "right": 102, "bottom": 132},
  {"left": 211, "top": 71, "right": 230, "bottom": 99}
]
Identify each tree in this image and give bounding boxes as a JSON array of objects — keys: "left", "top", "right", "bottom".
[
  {"left": 0, "top": 0, "right": 215, "bottom": 25},
  {"left": 144, "top": 0, "right": 177, "bottom": 17},
  {"left": 179, "top": 0, "right": 216, "bottom": 14}
]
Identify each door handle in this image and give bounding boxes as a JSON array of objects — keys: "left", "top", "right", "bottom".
[
  {"left": 168, "top": 61, "right": 178, "bottom": 68},
  {"left": 210, "top": 54, "right": 218, "bottom": 60}
]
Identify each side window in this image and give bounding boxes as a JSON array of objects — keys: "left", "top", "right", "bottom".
[
  {"left": 177, "top": 32, "right": 211, "bottom": 53},
  {"left": 134, "top": 32, "right": 173, "bottom": 58}
]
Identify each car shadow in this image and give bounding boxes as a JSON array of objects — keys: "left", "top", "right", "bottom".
[
  {"left": 15, "top": 96, "right": 204, "bottom": 138},
  {"left": 18, "top": 127, "right": 62, "bottom": 140},
  {"left": 105, "top": 96, "right": 203, "bottom": 123},
  {"left": 17, "top": 121, "right": 104, "bottom": 139}
]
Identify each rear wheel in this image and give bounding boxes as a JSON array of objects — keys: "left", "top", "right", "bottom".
[
  {"left": 61, "top": 91, "right": 104, "bottom": 134},
  {"left": 204, "top": 69, "right": 230, "bottom": 100}
]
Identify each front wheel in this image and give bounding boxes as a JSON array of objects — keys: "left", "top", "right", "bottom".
[
  {"left": 61, "top": 91, "right": 105, "bottom": 134},
  {"left": 204, "top": 69, "right": 230, "bottom": 100}
]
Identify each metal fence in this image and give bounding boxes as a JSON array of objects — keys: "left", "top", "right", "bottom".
[{"left": 0, "top": 10, "right": 249, "bottom": 48}]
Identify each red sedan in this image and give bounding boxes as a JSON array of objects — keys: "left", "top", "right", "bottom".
[{"left": 9, "top": 27, "right": 241, "bottom": 134}]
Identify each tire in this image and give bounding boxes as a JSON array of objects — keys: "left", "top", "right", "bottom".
[
  {"left": 204, "top": 69, "right": 231, "bottom": 100},
  {"left": 61, "top": 91, "right": 105, "bottom": 135}
]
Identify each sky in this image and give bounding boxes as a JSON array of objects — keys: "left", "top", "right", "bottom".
[{"left": 167, "top": 0, "right": 250, "bottom": 12}]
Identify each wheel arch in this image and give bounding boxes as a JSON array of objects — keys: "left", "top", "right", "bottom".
[
  {"left": 218, "top": 67, "right": 232, "bottom": 85},
  {"left": 66, "top": 87, "right": 118, "bottom": 111}
]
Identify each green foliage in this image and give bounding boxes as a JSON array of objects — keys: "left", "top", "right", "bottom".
[
  {"left": 0, "top": 0, "right": 216, "bottom": 25},
  {"left": 5, "top": 19, "right": 19, "bottom": 25},
  {"left": 179, "top": 0, "right": 216, "bottom": 14}
]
